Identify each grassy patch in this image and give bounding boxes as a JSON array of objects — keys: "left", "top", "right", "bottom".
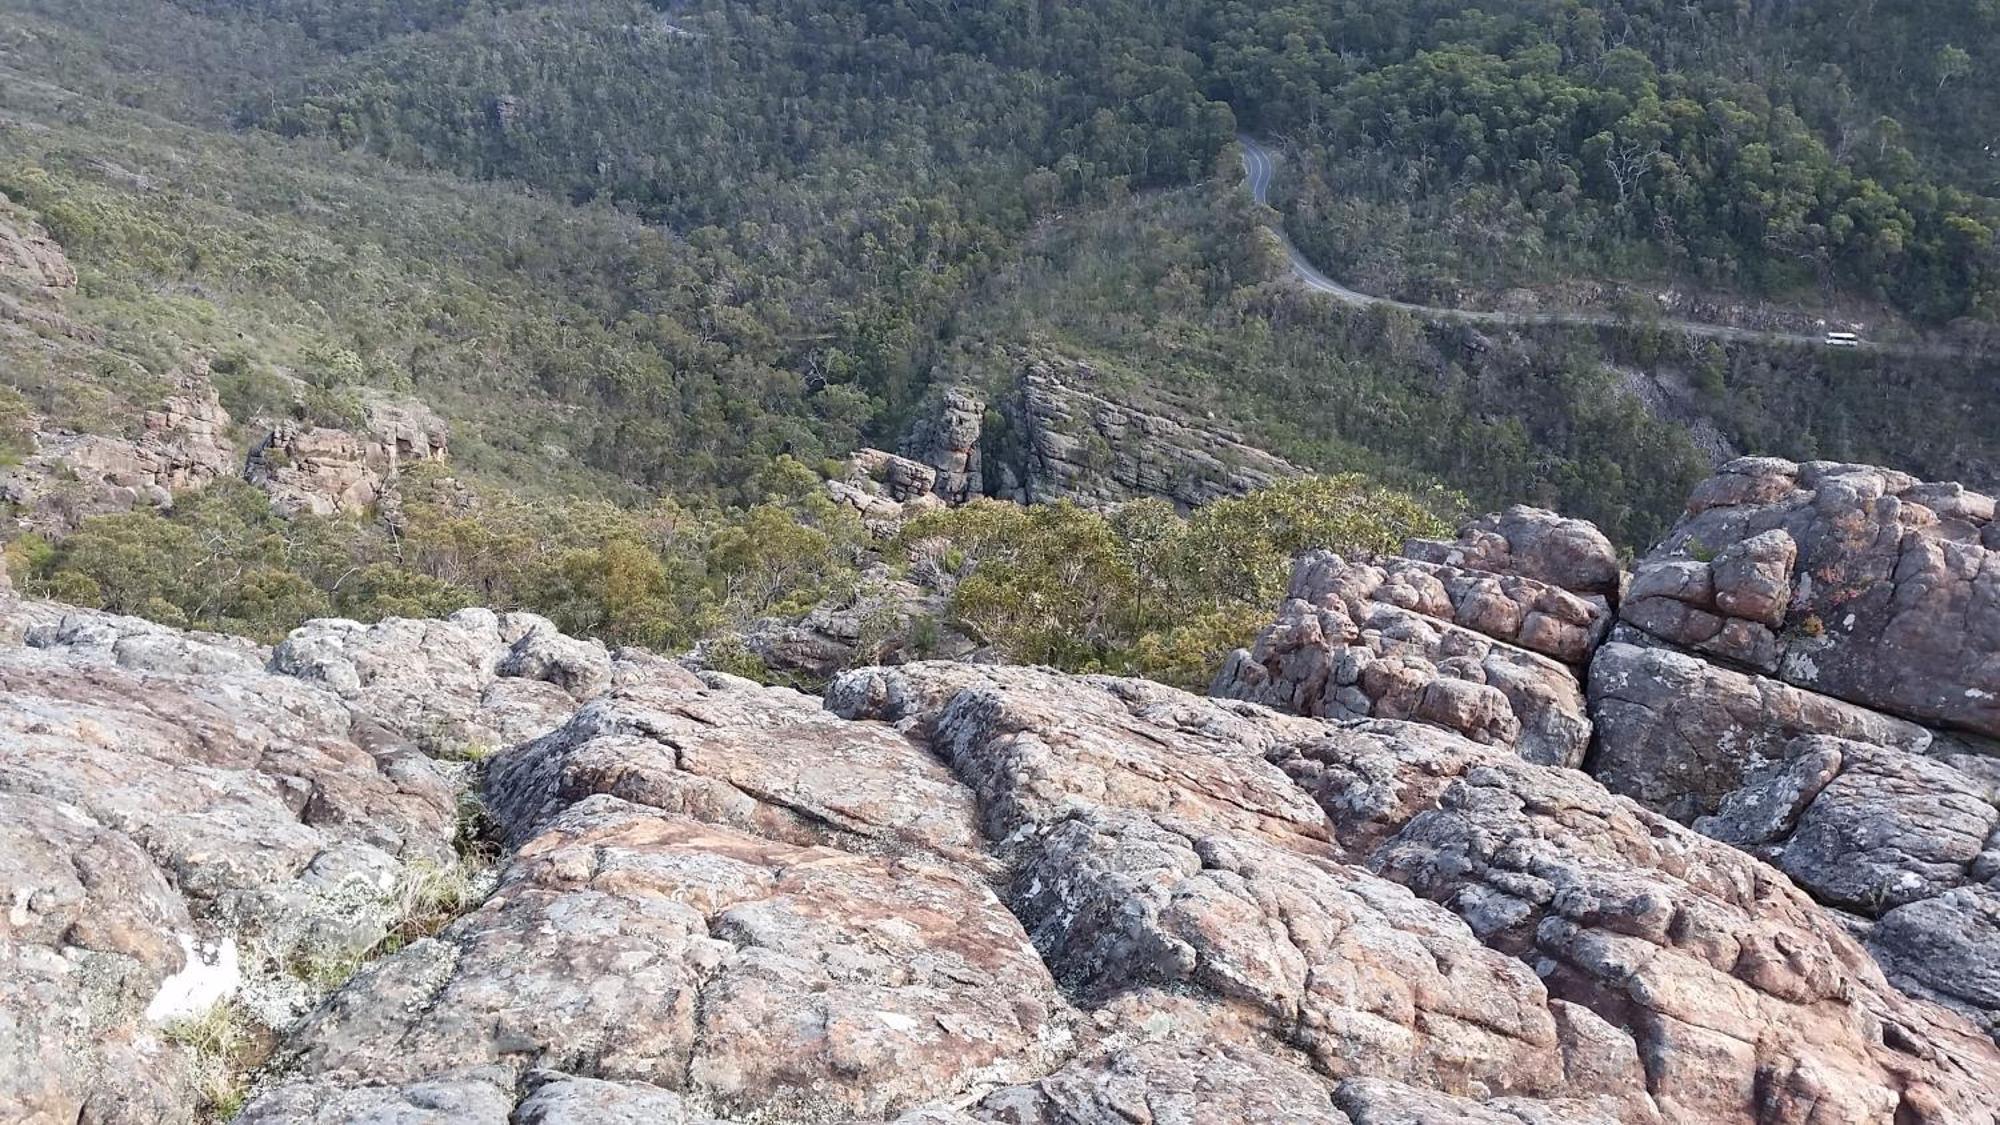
[{"left": 162, "top": 1000, "right": 257, "bottom": 1123}]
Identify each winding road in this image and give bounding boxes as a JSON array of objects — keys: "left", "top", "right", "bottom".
[{"left": 1239, "top": 136, "right": 1949, "bottom": 356}]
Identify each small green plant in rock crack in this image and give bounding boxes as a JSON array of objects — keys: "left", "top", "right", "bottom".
[{"left": 284, "top": 793, "right": 499, "bottom": 992}]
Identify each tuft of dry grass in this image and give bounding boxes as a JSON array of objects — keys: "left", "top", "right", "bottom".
[{"left": 163, "top": 1000, "right": 256, "bottom": 1122}]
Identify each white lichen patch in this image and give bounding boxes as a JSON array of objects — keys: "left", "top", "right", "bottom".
[{"left": 144, "top": 934, "right": 240, "bottom": 1024}]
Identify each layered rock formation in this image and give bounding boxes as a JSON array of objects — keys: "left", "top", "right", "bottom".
[
  {"left": 825, "top": 448, "right": 948, "bottom": 526},
  {"left": 900, "top": 352, "right": 1301, "bottom": 510},
  {"left": 2, "top": 362, "right": 237, "bottom": 532},
  {"left": 1614, "top": 457, "right": 1997, "bottom": 734},
  {"left": 244, "top": 392, "right": 449, "bottom": 517},
  {"left": 1586, "top": 457, "right": 2000, "bottom": 1045},
  {"left": 901, "top": 386, "right": 987, "bottom": 505},
  {"left": 1220, "top": 460, "right": 2000, "bottom": 1057},
  {"left": 1214, "top": 509, "right": 1616, "bottom": 766}
]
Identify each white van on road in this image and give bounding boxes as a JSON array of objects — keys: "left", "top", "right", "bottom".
[{"left": 1825, "top": 331, "right": 1861, "bottom": 348}]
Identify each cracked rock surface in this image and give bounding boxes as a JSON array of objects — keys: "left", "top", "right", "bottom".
[
  {"left": 16, "top": 453, "right": 2000, "bottom": 1124},
  {"left": 1583, "top": 459, "right": 2000, "bottom": 1047},
  {"left": 1214, "top": 551, "right": 1595, "bottom": 766}
]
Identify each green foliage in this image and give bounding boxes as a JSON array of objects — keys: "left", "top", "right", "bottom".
[
  {"left": 962, "top": 183, "right": 1721, "bottom": 547},
  {"left": 23, "top": 466, "right": 866, "bottom": 648},
  {"left": 0, "top": 387, "right": 34, "bottom": 466},
  {"left": 4, "top": 0, "right": 1997, "bottom": 661},
  {"left": 902, "top": 474, "right": 1453, "bottom": 686},
  {"left": 1209, "top": 1, "right": 2000, "bottom": 320}
]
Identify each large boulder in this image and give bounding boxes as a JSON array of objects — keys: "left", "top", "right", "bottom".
[
  {"left": 1404, "top": 505, "right": 1623, "bottom": 598},
  {"left": 270, "top": 609, "right": 615, "bottom": 751},
  {"left": 1588, "top": 640, "right": 1935, "bottom": 821},
  {"left": 1586, "top": 456, "right": 2000, "bottom": 1050},
  {"left": 1214, "top": 552, "right": 1595, "bottom": 766},
  {"left": 1622, "top": 457, "right": 1999, "bottom": 736}
]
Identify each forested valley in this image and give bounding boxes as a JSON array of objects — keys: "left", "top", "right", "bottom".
[{"left": 2, "top": 0, "right": 1997, "bottom": 683}]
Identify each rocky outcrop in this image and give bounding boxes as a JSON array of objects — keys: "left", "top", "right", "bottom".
[
  {"left": 1588, "top": 639, "right": 1937, "bottom": 820},
  {"left": 271, "top": 609, "right": 613, "bottom": 752},
  {"left": 1404, "top": 505, "right": 1624, "bottom": 598},
  {"left": 0, "top": 588, "right": 721, "bottom": 1124},
  {"left": 18, "top": 452, "right": 2000, "bottom": 1123},
  {"left": 1215, "top": 550, "right": 1597, "bottom": 766},
  {"left": 1264, "top": 716, "right": 2000, "bottom": 1123},
  {"left": 828, "top": 661, "right": 2000, "bottom": 1123},
  {"left": 899, "top": 352, "right": 1301, "bottom": 510},
  {"left": 0, "top": 192, "right": 87, "bottom": 341},
  {"left": 1619, "top": 457, "right": 1998, "bottom": 735},
  {"left": 1, "top": 362, "right": 237, "bottom": 532},
  {"left": 1583, "top": 457, "right": 2000, "bottom": 1050},
  {"left": 358, "top": 390, "right": 449, "bottom": 467},
  {"left": 825, "top": 448, "right": 948, "bottom": 526},
  {"left": 994, "top": 354, "right": 1300, "bottom": 509},
  {"left": 0, "top": 603, "right": 461, "bottom": 1124},
  {"left": 901, "top": 386, "right": 985, "bottom": 504},
  {"left": 245, "top": 393, "right": 449, "bottom": 517}
]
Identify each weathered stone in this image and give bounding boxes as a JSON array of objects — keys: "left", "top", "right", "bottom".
[
  {"left": 1266, "top": 718, "right": 2000, "bottom": 1124},
  {"left": 264, "top": 797, "right": 1071, "bottom": 1122},
  {"left": 719, "top": 566, "right": 973, "bottom": 682},
  {"left": 1285, "top": 551, "right": 1611, "bottom": 665},
  {"left": 484, "top": 674, "right": 992, "bottom": 869},
  {"left": 1588, "top": 640, "right": 1934, "bottom": 821},
  {"left": 1404, "top": 506, "right": 1621, "bottom": 597},
  {"left": 1009, "top": 807, "right": 1565, "bottom": 1094},
  {"left": 244, "top": 393, "right": 450, "bottom": 518},
  {"left": 850, "top": 447, "right": 940, "bottom": 501},
  {"left": 966, "top": 992, "right": 1350, "bottom": 1125},
  {"left": 1621, "top": 530, "right": 1797, "bottom": 672},
  {"left": 902, "top": 385, "right": 986, "bottom": 504},
  {"left": 1635, "top": 457, "right": 2000, "bottom": 737},
  {"left": 997, "top": 353, "right": 1301, "bottom": 509},
  {"left": 900, "top": 352, "right": 1302, "bottom": 510},
  {"left": 0, "top": 599, "right": 468, "bottom": 1124},
  {"left": 236, "top": 1069, "right": 516, "bottom": 1124},
  {"left": 270, "top": 608, "right": 607, "bottom": 750},
  {"left": 828, "top": 664, "right": 1625, "bottom": 1116},
  {"left": 830, "top": 662, "right": 1333, "bottom": 849},
  {"left": 358, "top": 389, "right": 450, "bottom": 468},
  {"left": 1870, "top": 888, "right": 2000, "bottom": 1042},
  {"left": 0, "top": 193, "right": 77, "bottom": 297},
  {"left": 1214, "top": 586, "right": 1593, "bottom": 767}
]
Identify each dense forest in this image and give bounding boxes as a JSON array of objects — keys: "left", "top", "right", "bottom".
[{"left": 2, "top": 0, "right": 1997, "bottom": 671}]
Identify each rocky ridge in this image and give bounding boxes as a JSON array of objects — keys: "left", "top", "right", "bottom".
[
  {"left": 244, "top": 391, "right": 450, "bottom": 518},
  {"left": 4, "top": 455, "right": 2000, "bottom": 1123},
  {"left": 900, "top": 351, "right": 1301, "bottom": 511}
]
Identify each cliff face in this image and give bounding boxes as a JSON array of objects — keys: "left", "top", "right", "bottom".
[
  {"left": 4, "top": 456, "right": 2000, "bottom": 1124},
  {"left": 902, "top": 351, "right": 1301, "bottom": 511}
]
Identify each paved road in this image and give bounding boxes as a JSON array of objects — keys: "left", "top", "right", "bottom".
[{"left": 1239, "top": 136, "right": 1951, "bottom": 356}]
